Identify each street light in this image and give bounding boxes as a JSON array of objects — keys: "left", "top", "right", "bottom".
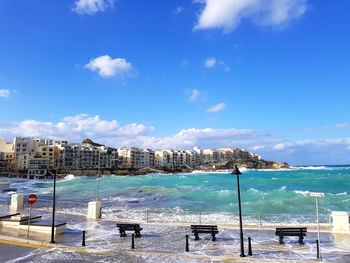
[
  {"left": 309, "top": 192, "right": 324, "bottom": 260},
  {"left": 48, "top": 169, "right": 57, "bottom": 244},
  {"left": 231, "top": 165, "right": 245, "bottom": 257}
]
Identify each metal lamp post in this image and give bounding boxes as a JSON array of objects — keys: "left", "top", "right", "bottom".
[
  {"left": 231, "top": 165, "right": 245, "bottom": 257},
  {"left": 309, "top": 192, "right": 324, "bottom": 260},
  {"left": 48, "top": 169, "right": 57, "bottom": 244}
]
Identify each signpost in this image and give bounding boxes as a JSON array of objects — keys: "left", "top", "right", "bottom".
[
  {"left": 26, "top": 193, "right": 37, "bottom": 237},
  {"left": 309, "top": 192, "right": 324, "bottom": 260}
]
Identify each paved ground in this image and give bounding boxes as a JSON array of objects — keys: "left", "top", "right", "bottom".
[
  {"left": 1, "top": 226, "right": 349, "bottom": 263},
  {"left": 0, "top": 205, "right": 349, "bottom": 262},
  {"left": 0, "top": 243, "right": 35, "bottom": 262}
]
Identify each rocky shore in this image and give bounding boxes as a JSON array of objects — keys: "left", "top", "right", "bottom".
[{"left": 1, "top": 159, "right": 289, "bottom": 178}]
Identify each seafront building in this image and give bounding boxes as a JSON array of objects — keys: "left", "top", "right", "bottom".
[
  {"left": 0, "top": 137, "right": 262, "bottom": 176},
  {"left": 0, "top": 140, "right": 15, "bottom": 171}
]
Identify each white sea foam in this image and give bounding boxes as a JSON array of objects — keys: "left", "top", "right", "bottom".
[
  {"left": 62, "top": 174, "right": 76, "bottom": 181},
  {"left": 328, "top": 191, "right": 347, "bottom": 196},
  {"left": 177, "top": 185, "right": 206, "bottom": 191},
  {"left": 248, "top": 188, "right": 260, "bottom": 193},
  {"left": 279, "top": 186, "right": 287, "bottom": 191},
  {"left": 104, "top": 196, "right": 146, "bottom": 203},
  {"left": 255, "top": 168, "right": 292, "bottom": 172},
  {"left": 294, "top": 190, "right": 310, "bottom": 196},
  {"left": 292, "top": 166, "right": 328, "bottom": 170},
  {"left": 191, "top": 170, "right": 229, "bottom": 174}
]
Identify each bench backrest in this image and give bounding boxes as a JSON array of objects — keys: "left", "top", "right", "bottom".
[
  {"left": 276, "top": 228, "right": 307, "bottom": 232},
  {"left": 275, "top": 228, "right": 307, "bottom": 235},
  {"left": 191, "top": 225, "right": 218, "bottom": 230},
  {"left": 117, "top": 224, "right": 141, "bottom": 229}
]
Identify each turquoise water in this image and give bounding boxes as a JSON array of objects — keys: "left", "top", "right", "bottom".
[{"left": 2, "top": 166, "right": 349, "bottom": 219}]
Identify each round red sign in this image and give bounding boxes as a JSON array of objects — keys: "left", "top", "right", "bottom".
[{"left": 27, "top": 194, "right": 37, "bottom": 205}]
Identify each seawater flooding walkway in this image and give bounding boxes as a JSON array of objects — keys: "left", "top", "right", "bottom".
[{"left": 0, "top": 204, "right": 349, "bottom": 262}]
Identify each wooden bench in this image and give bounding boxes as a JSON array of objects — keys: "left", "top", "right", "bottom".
[
  {"left": 191, "top": 225, "right": 219, "bottom": 241},
  {"left": 116, "top": 223, "right": 143, "bottom": 238},
  {"left": 275, "top": 227, "right": 307, "bottom": 245},
  {"left": 0, "top": 213, "right": 20, "bottom": 220}
]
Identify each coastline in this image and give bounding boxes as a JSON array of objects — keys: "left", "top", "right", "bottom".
[{"left": 1, "top": 165, "right": 343, "bottom": 180}]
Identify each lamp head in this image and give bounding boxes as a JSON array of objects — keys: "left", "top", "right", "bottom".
[{"left": 231, "top": 165, "right": 242, "bottom": 175}]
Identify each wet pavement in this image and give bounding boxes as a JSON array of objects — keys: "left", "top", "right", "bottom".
[{"left": 0, "top": 205, "right": 350, "bottom": 262}]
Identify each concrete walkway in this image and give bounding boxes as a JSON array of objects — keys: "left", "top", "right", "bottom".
[{"left": 0, "top": 204, "right": 349, "bottom": 262}]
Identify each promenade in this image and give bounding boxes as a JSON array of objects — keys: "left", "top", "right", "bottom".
[{"left": 0, "top": 205, "right": 349, "bottom": 262}]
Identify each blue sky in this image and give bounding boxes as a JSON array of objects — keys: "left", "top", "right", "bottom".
[{"left": 0, "top": 0, "right": 349, "bottom": 165}]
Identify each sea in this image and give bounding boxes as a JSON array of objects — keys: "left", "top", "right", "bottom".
[
  {"left": 1, "top": 165, "right": 349, "bottom": 224},
  {"left": 1, "top": 166, "right": 350, "bottom": 262}
]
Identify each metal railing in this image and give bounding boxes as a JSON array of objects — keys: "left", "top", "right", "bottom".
[{"left": 0, "top": 198, "right": 333, "bottom": 229}]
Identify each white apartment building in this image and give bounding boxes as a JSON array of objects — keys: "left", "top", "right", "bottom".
[
  {"left": 97, "top": 145, "right": 111, "bottom": 169},
  {"left": 0, "top": 139, "right": 15, "bottom": 170},
  {"left": 154, "top": 150, "right": 173, "bottom": 168},
  {"left": 27, "top": 158, "right": 50, "bottom": 179},
  {"left": 184, "top": 150, "right": 201, "bottom": 168},
  {"left": 13, "top": 137, "right": 36, "bottom": 170},
  {"left": 1, "top": 137, "right": 263, "bottom": 172},
  {"left": 140, "top": 149, "right": 155, "bottom": 168},
  {"left": 172, "top": 150, "right": 186, "bottom": 167},
  {"left": 45, "top": 139, "right": 68, "bottom": 146},
  {"left": 117, "top": 147, "right": 154, "bottom": 168},
  {"left": 202, "top": 149, "right": 220, "bottom": 164}
]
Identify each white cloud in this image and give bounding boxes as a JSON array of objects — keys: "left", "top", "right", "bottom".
[
  {"left": 195, "top": 0, "right": 308, "bottom": 32},
  {"left": 85, "top": 55, "right": 134, "bottom": 78},
  {"left": 72, "top": 0, "right": 114, "bottom": 15},
  {"left": 0, "top": 114, "right": 153, "bottom": 144},
  {"left": 204, "top": 57, "right": 217, "bottom": 68},
  {"left": 273, "top": 143, "right": 286, "bottom": 151},
  {"left": 336, "top": 123, "right": 350, "bottom": 129},
  {"left": 173, "top": 6, "right": 185, "bottom": 15},
  {"left": 136, "top": 127, "right": 266, "bottom": 150},
  {"left": 2, "top": 115, "right": 350, "bottom": 165},
  {"left": 0, "top": 115, "right": 266, "bottom": 151},
  {"left": 251, "top": 145, "right": 265, "bottom": 151},
  {"left": 207, "top": 102, "right": 226, "bottom": 113},
  {"left": 204, "top": 57, "right": 230, "bottom": 71},
  {"left": 189, "top": 89, "right": 202, "bottom": 102},
  {"left": 0, "top": 89, "right": 10, "bottom": 98}
]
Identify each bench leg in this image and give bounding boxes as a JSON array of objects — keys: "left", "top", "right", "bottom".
[
  {"left": 299, "top": 235, "right": 304, "bottom": 245},
  {"left": 194, "top": 232, "right": 200, "bottom": 240},
  {"left": 279, "top": 235, "right": 284, "bottom": 245},
  {"left": 212, "top": 233, "right": 216, "bottom": 241},
  {"left": 120, "top": 230, "right": 126, "bottom": 237},
  {"left": 135, "top": 231, "right": 142, "bottom": 238}
]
